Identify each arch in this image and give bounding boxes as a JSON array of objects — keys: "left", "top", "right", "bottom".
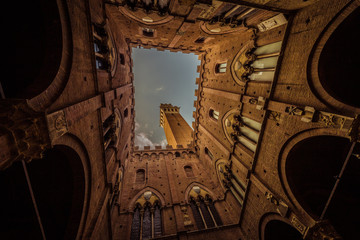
[
  {"left": 128, "top": 187, "right": 166, "bottom": 211},
  {"left": 259, "top": 213, "right": 303, "bottom": 240},
  {"left": 0, "top": 135, "right": 89, "bottom": 240},
  {"left": 184, "top": 182, "right": 217, "bottom": 204},
  {"left": 279, "top": 128, "right": 349, "bottom": 223},
  {"left": 279, "top": 128, "right": 359, "bottom": 238},
  {"left": 215, "top": 158, "right": 229, "bottom": 192},
  {"left": 51, "top": 133, "right": 91, "bottom": 239},
  {"left": 119, "top": 6, "right": 174, "bottom": 26},
  {"left": 7, "top": 0, "right": 72, "bottom": 112},
  {"left": 200, "top": 21, "right": 247, "bottom": 35},
  {"left": 308, "top": 2, "right": 360, "bottom": 114}
]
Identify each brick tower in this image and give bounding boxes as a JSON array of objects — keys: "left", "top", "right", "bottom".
[{"left": 160, "top": 104, "right": 192, "bottom": 148}]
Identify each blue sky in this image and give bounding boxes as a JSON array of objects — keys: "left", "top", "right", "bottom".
[{"left": 132, "top": 47, "right": 200, "bottom": 149}]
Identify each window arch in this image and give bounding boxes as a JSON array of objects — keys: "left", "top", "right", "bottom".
[
  {"left": 130, "top": 191, "right": 162, "bottom": 240},
  {"left": 223, "top": 110, "right": 262, "bottom": 153},
  {"left": 209, "top": 109, "right": 219, "bottom": 121},
  {"left": 188, "top": 186, "right": 223, "bottom": 230},
  {"left": 135, "top": 169, "right": 145, "bottom": 184},
  {"left": 215, "top": 62, "right": 227, "bottom": 73},
  {"left": 184, "top": 166, "right": 194, "bottom": 178}
]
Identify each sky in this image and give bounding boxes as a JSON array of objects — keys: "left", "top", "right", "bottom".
[{"left": 132, "top": 47, "right": 200, "bottom": 149}]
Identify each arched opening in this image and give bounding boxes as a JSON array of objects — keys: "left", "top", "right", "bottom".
[
  {"left": 318, "top": 7, "right": 360, "bottom": 108},
  {"left": 135, "top": 169, "right": 145, "bottom": 184},
  {"left": 209, "top": 109, "right": 219, "bottom": 120},
  {"left": 3, "top": 0, "right": 63, "bottom": 99},
  {"left": 0, "top": 145, "right": 85, "bottom": 239},
  {"left": 215, "top": 63, "right": 227, "bottom": 73},
  {"left": 286, "top": 136, "right": 360, "bottom": 239},
  {"left": 184, "top": 166, "right": 194, "bottom": 178},
  {"left": 264, "top": 220, "right": 302, "bottom": 240}
]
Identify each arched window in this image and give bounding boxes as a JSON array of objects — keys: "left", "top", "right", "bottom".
[
  {"left": 135, "top": 169, "right": 145, "bottom": 184},
  {"left": 184, "top": 166, "right": 194, "bottom": 177},
  {"left": 204, "top": 147, "right": 214, "bottom": 160},
  {"left": 130, "top": 191, "right": 162, "bottom": 240},
  {"left": 195, "top": 36, "right": 207, "bottom": 43},
  {"left": 124, "top": 108, "right": 128, "bottom": 118},
  {"left": 120, "top": 53, "right": 125, "bottom": 65},
  {"left": 209, "top": 109, "right": 220, "bottom": 120},
  {"left": 188, "top": 186, "right": 223, "bottom": 230},
  {"left": 215, "top": 62, "right": 227, "bottom": 73},
  {"left": 175, "top": 152, "right": 181, "bottom": 158},
  {"left": 143, "top": 28, "right": 155, "bottom": 37},
  {"left": 223, "top": 112, "right": 261, "bottom": 152}
]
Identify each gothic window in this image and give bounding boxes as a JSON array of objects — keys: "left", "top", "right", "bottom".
[
  {"left": 215, "top": 62, "right": 227, "bottom": 73},
  {"left": 209, "top": 109, "right": 219, "bottom": 120},
  {"left": 184, "top": 166, "right": 194, "bottom": 177},
  {"left": 143, "top": 28, "right": 154, "bottom": 37},
  {"left": 130, "top": 191, "right": 162, "bottom": 240},
  {"left": 205, "top": 147, "right": 214, "bottom": 160},
  {"left": 232, "top": 41, "right": 282, "bottom": 83},
  {"left": 223, "top": 112, "right": 261, "bottom": 152},
  {"left": 135, "top": 169, "right": 145, "bottom": 184},
  {"left": 92, "top": 24, "right": 116, "bottom": 72},
  {"left": 217, "top": 161, "right": 246, "bottom": 207},
  {"left": 188, "top": 186, "right": 222, "bottom": 230},
  {"left": 103, "top": 111, "right": 122, "bottom": 150},
  {"left": 130, "top": 206, "right": 141, "bottom": 240}
]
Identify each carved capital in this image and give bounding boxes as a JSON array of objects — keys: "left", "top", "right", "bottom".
[{"left": 0, "top": 100, "right": 50, "bottom": 170}]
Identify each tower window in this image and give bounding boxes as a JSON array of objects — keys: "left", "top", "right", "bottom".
[
  {"left": 143, "top": 28, "right": 155, "bottom": 37},
  {"left": 135, "top": 169, "right": 145, "bottom": 184},
  {"left": 184, "top": 166, "right": 194, "bottom": 177},
  {"left": 215, "top": 62, "right": 227, "bottom": 73},
  {"left": 209, "top": 109, "right": 219, "bottom": 120},
  {"left": 195, "top": 37, "right": 207, "bottom": 43},
  {"left": 120, "top": 53, "right": 125, "bottom": 65},
  {"left": 124, "top": 108, "right": 128, "bottom": 118}
]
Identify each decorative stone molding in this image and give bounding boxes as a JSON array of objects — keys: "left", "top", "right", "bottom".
[
  {"left": 0, "top": 100, "right": 50, "bottom": 170},
  {"left": 181, "top": 205, "right": 193, "bottom": 226}
]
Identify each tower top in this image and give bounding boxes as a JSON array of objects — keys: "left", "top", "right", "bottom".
[{"left": 160, "top": 104, "right": 180, "bottom": 127}]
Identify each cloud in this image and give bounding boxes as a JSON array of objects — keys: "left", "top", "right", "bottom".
[
  {"left": 135, "top": 132, "right": 155, "bottom": 149},
  {"left": 155, "top": 86, "right": 164, "bottom": 91},
  {"left": 134, "top": 132, "right": 168, "bottom": 150},
  {"left": 135, "top": 121, "right": 140, "bottom": 131}
]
